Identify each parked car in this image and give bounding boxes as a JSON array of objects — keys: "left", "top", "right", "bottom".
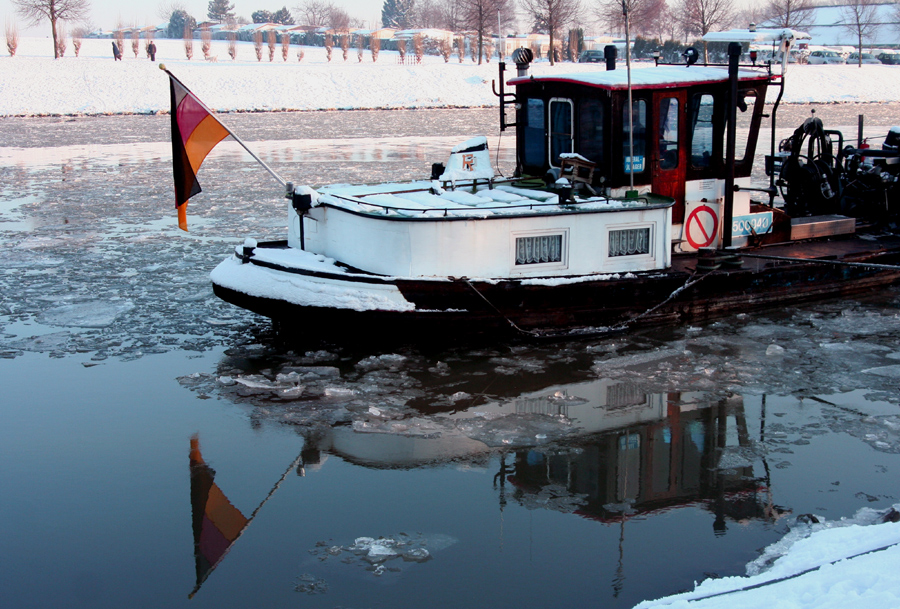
[
  {"left": 847, "top": 52, "right": 882, "bottom": 64},
  {"left": 578, "top": 50, "right": 606, "bottom": 63},
  {"left": 876, "top": 52, "right": 900, "bottom": 65},
  {"left": 807, "top": 50, "right": 846, "bottom": 64}
]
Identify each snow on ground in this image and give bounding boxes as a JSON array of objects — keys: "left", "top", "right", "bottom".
[
  {"left": 638, "top": 506, "right": 900, "bottom": 609},
  {"left": 2, "top": 36, "right": 900, "bottom": 116}
]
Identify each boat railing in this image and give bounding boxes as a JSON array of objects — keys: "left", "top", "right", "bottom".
[{"left": 321, "top": 191, "right": 662, "bottom": 217}]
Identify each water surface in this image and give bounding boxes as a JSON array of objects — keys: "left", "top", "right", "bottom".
[{"left": 2, "top": 108, "right": 900, "bottom": 609}]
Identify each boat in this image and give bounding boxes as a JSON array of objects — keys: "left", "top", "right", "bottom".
[{"left": 162, "top": 27, "right": 900, "bottom": 342}]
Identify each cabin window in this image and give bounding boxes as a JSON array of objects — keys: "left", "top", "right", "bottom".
[
  {"left": 523, "top": 98, "right": 546, "bottom": 167},
  {"left": 609, "top": 227, "right": 651, "bottom": 257},
  {"left": 549, "top": 98, "right": 574, "bottom": 167},
  {"left": 622, "top": 99, "right": 647, "bottom": 173},
  {"left": 515, "top": 234, "right": 564, "bottom": 265},
  {"left": 731, "top": 90, "right": 757, "bottom": 163},
  {"left": 690, "top": 93, "right": 715, "bottom": 168},
  {"left": 658, "top": 97, "right": 679, "bottom": 170},
  {"left": 577, "top": 99, "right": 604, "bottom": 164}
]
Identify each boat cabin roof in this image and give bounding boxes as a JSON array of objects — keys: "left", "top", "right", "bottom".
[
  {"left": 508, "top": 65, "right": 771, "bottom": 91},
  {"left": 316, "top": 181, "right": 672, "bottom": 219}
]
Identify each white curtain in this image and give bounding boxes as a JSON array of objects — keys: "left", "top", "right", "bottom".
[
  {"left": 516, "top": 235, "right": 562, "bottom": 264},
  {"left": 609, "top": 228, "right": 650, "bottom": 257}
]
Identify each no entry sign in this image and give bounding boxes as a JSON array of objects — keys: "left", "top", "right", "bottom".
[{"left": 685, "top": 204, "right": 719, "bottom": 249}]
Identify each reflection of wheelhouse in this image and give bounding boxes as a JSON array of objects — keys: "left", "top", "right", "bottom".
[
  {"left": 505, "top": 395, "right": 776, "bottom": 526},
  {"left": 510, "top": 67, "right": 769, "bottom": 226}
]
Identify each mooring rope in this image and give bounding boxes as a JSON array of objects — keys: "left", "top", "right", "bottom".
[
  {"left": 461, "top": 278, "right": 542, "bottom": 337},
  {"left": 460, "top": 269, "right": 715, "bottom": 340}
]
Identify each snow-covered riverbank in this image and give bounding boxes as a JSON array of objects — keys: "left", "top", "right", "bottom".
[{"left": 2, "top": 36, "right": 900, "bottom": 116}]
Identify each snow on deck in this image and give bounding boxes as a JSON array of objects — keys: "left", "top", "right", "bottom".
[{"left": 315, "top": 181, "right": 660, "bottom": 218}]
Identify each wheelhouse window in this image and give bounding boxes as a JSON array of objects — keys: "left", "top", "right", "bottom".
[
  {"left": 690, "top": 93, "right": 715, "bottom": 168},
  {"left": 731, "top": 90, "right": 757, "bottom": 163},
  {"left": 515, "top": 234, "right": 564, "bottom": 265},
  {"left": 622, "top": 99, "right": 647, "bottom": 173},
  {"left": 609, "top": 227, "right": 651, "bottom": 257},
  {"left": 658, "top": 97, "right": 679, "bottom": 170},
  {"left": 549, "top": 98, "right": 574, "bottom": 167},
  {"left": 523, "top": 98, "right": 545, "bottom": 168},
  {"left": 577, "top": 98, "right": 604, "bottom": 164}
]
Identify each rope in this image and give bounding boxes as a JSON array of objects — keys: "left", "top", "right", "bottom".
[
  {"left": 460, "top": 269, "right": 714, "bottom": 340},
  {"left": 461, "top": 278, "right": 542, "bottom": 337}
]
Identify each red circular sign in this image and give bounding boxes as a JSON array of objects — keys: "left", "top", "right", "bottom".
[{"left": 685, "top": 204, "right": 719, "bottom": 249}]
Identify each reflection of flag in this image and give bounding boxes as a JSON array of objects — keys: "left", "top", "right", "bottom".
[
  {"left": 164, "top": 69, "right": 231, "bottom": 231},
  {"left": 189, "top": 435, "right": 248, "bottom": 598}
]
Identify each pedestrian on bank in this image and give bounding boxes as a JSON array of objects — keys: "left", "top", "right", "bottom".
[
  {"left": 112, "top": 42, "right": 122, "bottom": 60},
  {"left": 148, "top": 41, "right": 157, "bottom": 61}
]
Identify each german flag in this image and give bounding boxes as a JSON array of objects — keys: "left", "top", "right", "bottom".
[{"left": 163, "top": 67, "right": 230, "bottom": 231}]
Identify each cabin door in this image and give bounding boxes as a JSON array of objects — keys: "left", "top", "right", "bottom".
[{"left": 650, "top": 90, "right": 687, "bottom": 221}]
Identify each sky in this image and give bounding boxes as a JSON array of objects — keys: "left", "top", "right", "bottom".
[{"left": 0, "top": 0, "right": 383, "bottom": 34}]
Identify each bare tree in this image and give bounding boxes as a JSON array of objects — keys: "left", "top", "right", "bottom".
[
  {"left": 673, "top": 0, "right": 734, "bottom": 61},
  {"left": 459, "top": 0, "right": 516, "bottom": 64},
  {"left": 294, "top": 0, "right": 335, "bottom": 26},
  {"left": 281, "top": 30, "right": 290, "bottom": 60},
  {"left": 6, "top": 20, "right": 19, "bottom": 56},
  {"left": 253, "top": 30, "right": 263, "bottom": 60},
  {"left": 184, "top": 23, "right": 193, "bottom": 59},
  {"left": 268, "top": 29, "right": 276, "bottom": 61},
  {"left": 840, "top": 0, "right": 881, "bottom": 66},
  {"left": 520, "top": 0, "right": 582, "bottom": 65},
  {"left": 72, "top": 24, "right": 84, "bottom": 55},
  {"left": 227, "top": 28, "right": 237, "bottom": 59},
  {"left": 328, "top": 6, "right": 351, "bottom": 32},
  {"left": 13, "top": 0, "right": 90, "bottom": 59},
  {"left": 595, "top": 0, "right": 667, "bottom": 38},
  {"left": 763, "top": 0, "right": 814, "bottom": 30},
  {"left": 55, "top": 22, "right": 66, "bottom": 56},
  {"left": 114, "top": 27, "right": 125, "bottom": 56},
  {"left": 201, "top": 23, "right": 212, "bottom": 58},
  {"left": 413, "top": 32, "right": 424, "bottom": 63},
  {"left": 371, "top": 35, "right": 380, "bottom": 61},
  {"left": 131, "top": 28, "right": 140, "bottom": 58}
]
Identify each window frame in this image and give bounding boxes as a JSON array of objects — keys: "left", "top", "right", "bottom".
[
  {"left": 548, "top": 97, "right": 575, "bottom": 169},
  {"left": 606, "top": 223, "right": 656, "bottom": 265},
  {"left": 510, "top": 228, "right": 569, "bottom": 272}
]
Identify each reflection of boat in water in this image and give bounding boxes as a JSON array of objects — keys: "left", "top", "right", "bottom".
[
  {"left": 500, "top": 395, "right": 783, "bottom": 531},
  {"left": 301, "top": 382, "right": 785, "bottom": 529},
  {"left": 188, "top": 371, "right": 786, "bottom": 596},
  {"left": 162, "top": 27, "right": 900, "bottom": 342}
]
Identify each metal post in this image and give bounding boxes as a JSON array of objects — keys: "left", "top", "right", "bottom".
[
  {"left": 723, "top": 42, "right": 741, "bottom": 249},
  {"left": 623, "top": 0, "right": 635, "bottom": 194}
]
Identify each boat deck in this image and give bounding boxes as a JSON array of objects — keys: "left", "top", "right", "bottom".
[
  {"left": 317, "top": 180, "right": 672, "bottom": 218},
  {"left": 672, "top": 232, "right": 900, "bottom": 274}
]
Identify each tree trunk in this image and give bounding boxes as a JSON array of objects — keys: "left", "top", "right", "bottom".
[
  {"left": 857, "top": 31, "right": 862, "bottom": 67},
  {"left": 549, "top": 30, "right": 555, "bottom": 65},
  {"left": 50, "top": 4, "right": 59, "bottom": 60}
]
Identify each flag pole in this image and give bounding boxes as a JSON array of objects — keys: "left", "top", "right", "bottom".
[{"left": 161, "top": 65, "right": 288, "bottom": 189}]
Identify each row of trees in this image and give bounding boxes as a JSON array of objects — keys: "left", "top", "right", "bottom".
[{"left": 9, "top": 0, "right": 900, "bottom": 65}]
